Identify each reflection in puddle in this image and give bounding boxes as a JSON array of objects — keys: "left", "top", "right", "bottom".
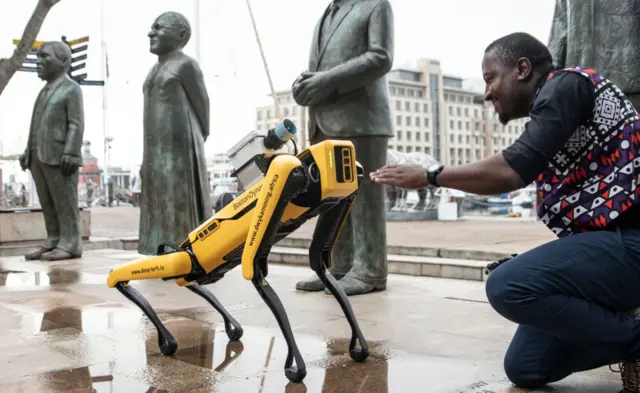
[
  {"left": 0, "top": 268, "right": 104, "bottom": 288},
  {"left": 5, "top": 301, "right": 397, "bottom": 392}
]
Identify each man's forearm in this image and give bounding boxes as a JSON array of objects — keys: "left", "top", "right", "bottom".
[{"left": 437, "top": 154, "right": 526, "bottom": 195}]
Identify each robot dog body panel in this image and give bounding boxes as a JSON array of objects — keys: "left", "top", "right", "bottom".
[{"left": 105, "top": 123, "right": 368, "bottom": 383}]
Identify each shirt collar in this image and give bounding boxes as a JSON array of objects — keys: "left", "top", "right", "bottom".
[{"left": 532, "top": 68, "right": 556, "bottom": 109}]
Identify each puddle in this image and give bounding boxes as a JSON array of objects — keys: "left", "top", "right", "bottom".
[
  {"left": 0, "top": 269, "right": 105, "bottom": 288},
  {"left": 5, "top": 363, "right": 170, "bottom": 393}
]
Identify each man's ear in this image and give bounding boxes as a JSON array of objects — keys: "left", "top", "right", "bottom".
[{"left": 516, "top": 57, "right": 532, "bottom": 81}]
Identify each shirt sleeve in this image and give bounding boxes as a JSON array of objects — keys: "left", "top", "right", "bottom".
[{"left": 501, "top": 71, "right": 595, "bottom": 185}]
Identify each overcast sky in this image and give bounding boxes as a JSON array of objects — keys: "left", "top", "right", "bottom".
[{"left": 0, "top": 0, "right": 557, "bottom": 168}]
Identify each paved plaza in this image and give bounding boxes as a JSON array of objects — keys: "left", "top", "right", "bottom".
[{"left": 0, "top": 246, "right": 625, "bottom": 392}]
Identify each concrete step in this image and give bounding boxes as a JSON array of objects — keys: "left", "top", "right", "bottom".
[
  {"left": 268, "top": 246, "right": 491, "bottom": 282},
  {"left": 274, "top": 236, "right": 506, "bottom": 262}
]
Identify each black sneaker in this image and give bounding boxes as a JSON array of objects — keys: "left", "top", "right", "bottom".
[{"left": 612, "top": 308, "right": 640, "bottom": 392}]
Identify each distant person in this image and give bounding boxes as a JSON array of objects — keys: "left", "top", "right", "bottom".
[{"left": 370, "top": 32, "right": 640, "bottom": 392}]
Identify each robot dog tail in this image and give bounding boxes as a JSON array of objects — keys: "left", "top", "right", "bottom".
[{"left": 106, "top": 250, "right": 193, "bottom": 288}]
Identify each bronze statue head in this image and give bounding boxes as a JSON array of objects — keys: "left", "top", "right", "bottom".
[
  {"left": 148, "top": 12, "right": 191, "bottom": 56},
  {"left": 36, "top": 41, "right": 71, "bottom": 82}
]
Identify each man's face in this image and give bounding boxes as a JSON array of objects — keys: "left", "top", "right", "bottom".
[
  {"left": 148, "top": 15, "right": 183, "bottom": 55},
  {"left": 482, "top": 51, "right": 531, "bottom": 124},
  {"left": 36, "top": 45, "right": 65, "bottom": 81}
]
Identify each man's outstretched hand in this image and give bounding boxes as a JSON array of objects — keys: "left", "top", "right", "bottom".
[{"left": 369, "top": 164, "right": 429, "bottom": 189}]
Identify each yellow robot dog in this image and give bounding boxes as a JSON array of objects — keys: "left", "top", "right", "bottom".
[{"left": 106, "top": 119, "right": 368, "bottom": 383}]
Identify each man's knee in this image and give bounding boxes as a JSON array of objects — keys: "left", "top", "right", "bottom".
[
  {"left": 485, "top": 260, "right": 532, "bottom": 320},
  {"left": 503, "top": 353, "right": 549, "bottom": 389}
]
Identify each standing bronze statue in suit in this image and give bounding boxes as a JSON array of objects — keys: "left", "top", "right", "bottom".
[
  {"left": 19, "top": 41, "right": 84, "bottom": 261},
  {"left": 138, "top": 11, "right": 212, "bottom": 255},
  {"left": 292, "top": 0, "right": 394, "bottom": 296},
  {"left": 548, "top": 0, "right": 640, "bottom": 108}
]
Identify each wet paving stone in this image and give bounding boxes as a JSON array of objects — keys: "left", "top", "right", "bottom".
[{"left": 0, "top": 250, "right": 626, "bottom": 392}]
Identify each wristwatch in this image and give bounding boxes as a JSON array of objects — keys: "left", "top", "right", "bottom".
[{"left": 426, "top": 163, "right": 444, "bottom": 187}]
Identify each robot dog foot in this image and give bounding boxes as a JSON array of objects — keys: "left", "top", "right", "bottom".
[{"left": 115, "top": 282, "right": 178, "bottom": 355}]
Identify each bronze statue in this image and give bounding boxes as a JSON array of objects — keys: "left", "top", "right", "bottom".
[
  {"left": 138, "top": 11, "right": 212, "bottom": 255},
  {"left": 18, "top": 41, "right": 84, "bottom": 261},
  {"left": 548, "top": 0, "right": 640, "bottom": 107},
  {"left": 292, "top": 0, "right": 395, "bottom": 296}
]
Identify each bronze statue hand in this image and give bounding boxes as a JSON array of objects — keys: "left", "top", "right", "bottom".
[
  {"left": 292, "top": 71, "right": 334, "bottom": 106},
  {"left": 18, "top": 154, "right": 27, "bottom": 171},
  {"left": 369, "top": 164, "right": 429, "bottom": 189},
  {"left": 60, "top": 155, "right": 76, "bottom": 176}
]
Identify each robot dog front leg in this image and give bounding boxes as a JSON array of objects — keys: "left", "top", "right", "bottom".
[{"left": 241, "top": 154, "right": 309, "bottom": 383}]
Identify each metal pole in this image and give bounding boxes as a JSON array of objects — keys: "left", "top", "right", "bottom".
[
  {"left": 100, "top": 0, "right": 109, "bottom": 196},
  {"left": 245, "top": 0, "right": 280, "bottom": 118}
]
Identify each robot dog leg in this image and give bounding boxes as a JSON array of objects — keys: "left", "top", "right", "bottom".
[
  {"left": 106, "top": 246, "right": 194, "bottom": 355},
  {"left": 241, "top": 153, "right": 310, "bottom": 383},
  {"left": 185, "top": 283, "right": 243, "bottom": 341},
  {"left": 308, "top": 166, "right": 368, "bottom": 362},
  {"left": 106, "top": 244, "right": 243, "bottom": 356}
]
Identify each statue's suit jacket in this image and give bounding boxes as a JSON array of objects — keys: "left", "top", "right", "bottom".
[
  {"left": 548, "top": 0, "right": 640, "bottom": 94},
  {"left": 307, "top": 0, "right": 394, "bottom": 139},
  {"left": 24, "top": 74, "right": 84, "bottom": 168}
]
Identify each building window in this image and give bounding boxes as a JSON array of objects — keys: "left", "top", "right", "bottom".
[{"left": 396, "top": 101, "right": 401, "bottom": 110}]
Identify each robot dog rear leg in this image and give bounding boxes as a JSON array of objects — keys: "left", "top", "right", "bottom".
[
  {"left": 185, "top": 283, "right": 244, "bottom": 341},
  {"left": 115, "top": 282, "right": 178, "bottom": 355},
  {"left": 107, "top": 248, "right": 195, "bottom": 356},
  {"left": 309, "top": 195, "right": 369, "bottom": 362}
]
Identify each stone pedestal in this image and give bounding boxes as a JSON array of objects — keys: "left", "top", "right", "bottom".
[{"left": 0, "top": 208, "right": 91, "bottom": 245}]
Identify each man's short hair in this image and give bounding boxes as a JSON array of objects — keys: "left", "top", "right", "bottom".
[{"left": 485, "top": 32, "right": 553, "bottom": 70}]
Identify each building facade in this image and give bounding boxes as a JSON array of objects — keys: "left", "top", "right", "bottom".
[{"left": 255, "top": 58, "right": 529, "bottom": 166}]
